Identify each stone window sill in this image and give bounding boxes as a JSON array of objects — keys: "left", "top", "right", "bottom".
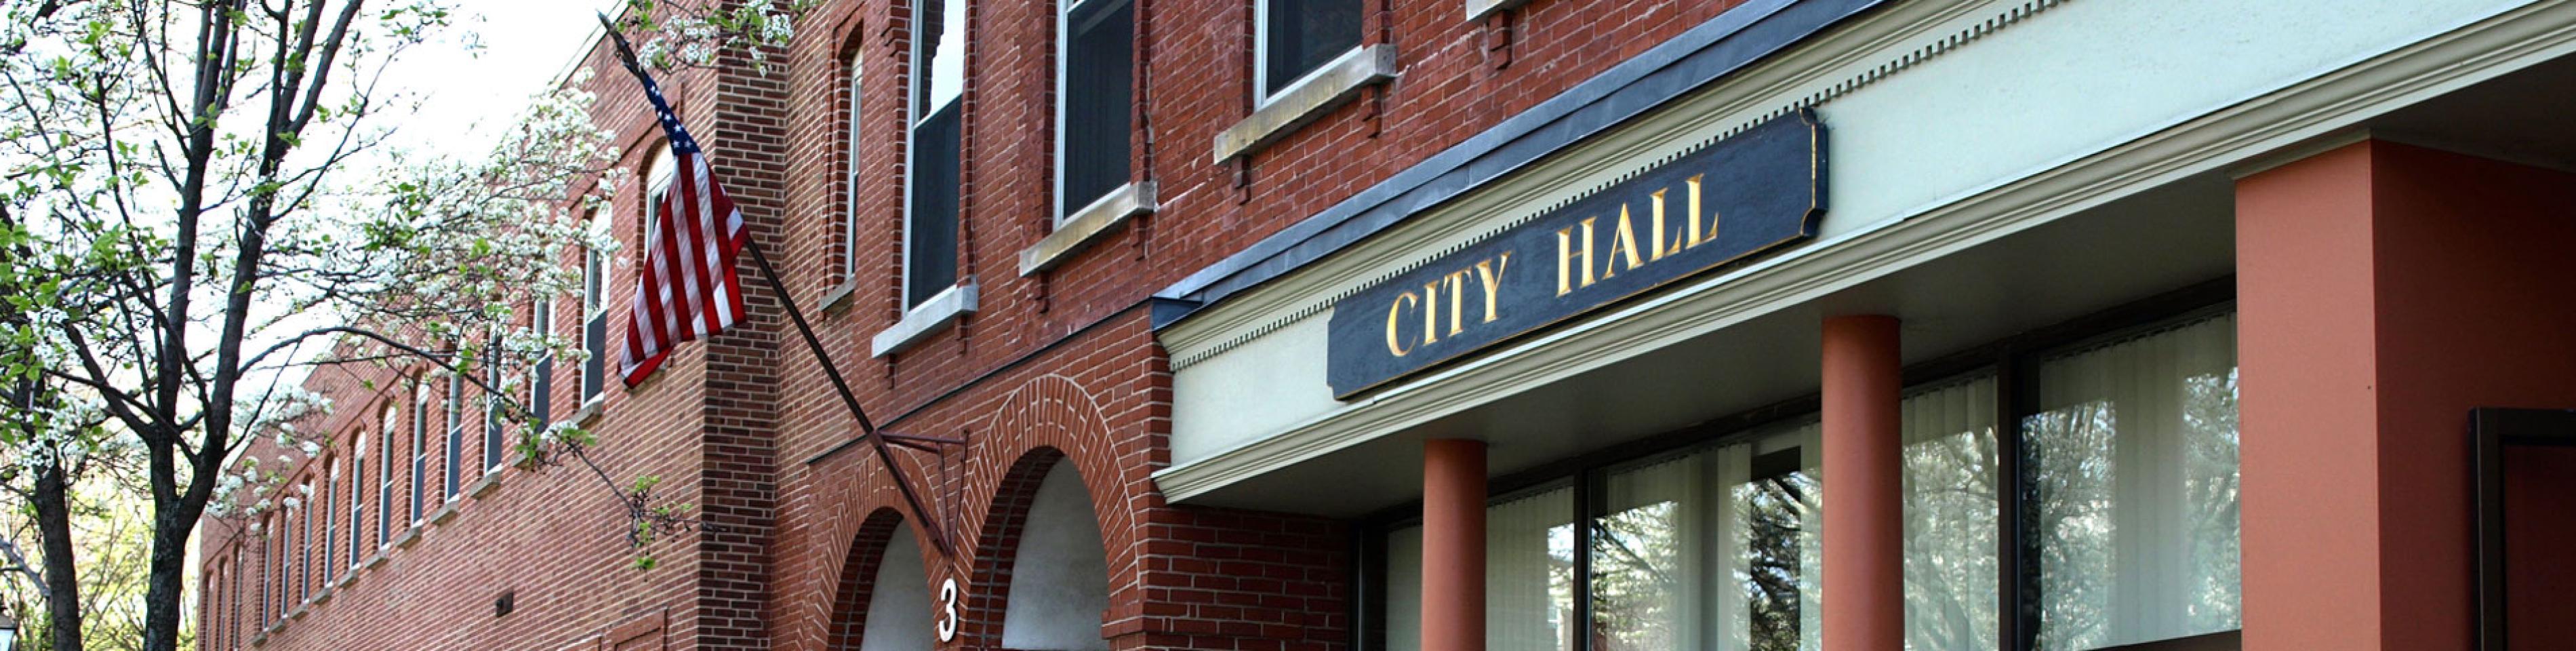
[
  {"left": 468, "top": 469, "right": 503, "bottom": 498},
  {"left": 821, "top": 279, "right": 862, "bottom": 314},
  {"left": 1464, "top": 0, "right": 1531, "bottom": 21},
  {"left": 1213, "top": 45, "right": 1398, "bottom": 163},
  {"left": 392, "top": 525, "right": 423, "bottom": 549},
  {"left": 428, "top": 500, "right": 460, "bottom": 526},
  {"left": 1021, "top": 182, "right": 1156, "bottom": 276},
  {"left": 567, "top": 398, "right": 606, "bottom": 429},
  {"left": 363, "top": 551, "right": 389, "bottom": 570},
  {"left": 871, "top": 283, "right": 979, "bottom": 357}
]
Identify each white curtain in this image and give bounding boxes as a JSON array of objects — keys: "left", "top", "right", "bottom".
[
  {"left": 1592, "top": 420, "right": 1821, "bottom": 651},
  {"left": 1901, "top": 376, "right": 2000, "bottom": 651},
  {"left": 2026, "top": 313, "right": 2240, "bottom": 650},
  {"left": 1384, "top": 486, "right": 1575, "bottom": 651}
]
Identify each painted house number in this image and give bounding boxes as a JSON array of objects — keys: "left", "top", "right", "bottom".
[{"left": 936, "top": 577, "right": 961, "bottom": 642}]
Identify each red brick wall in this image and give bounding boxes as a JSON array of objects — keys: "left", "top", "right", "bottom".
[{"left": 202, "top": 0, "right": 1758, "bottom": 648}]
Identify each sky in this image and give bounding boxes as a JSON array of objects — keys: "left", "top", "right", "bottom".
[{"left": 373, "top": 0, "right": 629, "bottom": 159}]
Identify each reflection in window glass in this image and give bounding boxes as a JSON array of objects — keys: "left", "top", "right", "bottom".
[
  {"left": 1902, "top": 376, "right": 1999, "bottom": 651},
  {"left": 1385, "top": 486, "right": 1577, "bottom": 651},
  {"left": 2024, "top": 313, "right": 2240, "bottom": 650},
  {"left": 1260, "top": 0, "right": 1361, "bottom": 96},
  {"left": 1591, "top": 422, "right": 1822, "bottom": 651}
]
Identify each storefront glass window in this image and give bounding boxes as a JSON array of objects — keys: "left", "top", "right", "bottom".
[
  {"left": 1385, "top": 486, "right": 1577, "bottom": 651},
  {"left": 1591, "top": 421, "right": 1824, "bottom": 651},
  {"left": 2023, "top": 312, "right": 2240, "bottom": 650},
  {"left": 1902, "top": 376, "right": 2000, "bottom": 651}
]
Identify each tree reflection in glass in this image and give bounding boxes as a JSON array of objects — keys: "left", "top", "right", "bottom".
[
  {"left": 2023, "top": 313, "right": 2240, "bottom": 650},
  {"left": 1590, "top": 422, "right": 1823, "bottom": 651}
]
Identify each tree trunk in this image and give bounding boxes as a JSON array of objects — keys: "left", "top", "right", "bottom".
[{"left": 31, "top": 458, "right": 81, "bottom": 651}]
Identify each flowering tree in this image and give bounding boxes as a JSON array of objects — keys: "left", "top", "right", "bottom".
[{"left": 0, "top": 1, "right": 805, "bottom": 650}]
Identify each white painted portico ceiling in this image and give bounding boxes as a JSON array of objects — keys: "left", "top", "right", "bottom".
[{"left": 1159, "top": 0, "right": 2576, "bottom": 515}]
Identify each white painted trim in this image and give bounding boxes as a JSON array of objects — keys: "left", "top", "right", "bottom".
[
  {"left": 1156, "top": 0, "right": 2576, "bottom": 502},
  {"left": 872, "top": 283, "right": 981, "bottom": 357}
]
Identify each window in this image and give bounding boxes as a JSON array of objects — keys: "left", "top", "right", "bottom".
[
  {"left": 445, "top": 369, "right": 465, "bottom": 500},
  {"left": 530, "top": 298, "right": 555, "bottom": 431},
  {"left": 1256, "top": 0, "right": 1361, "bottom": 98},
  {"left": 378, "top": 401, "right": 396, "bottom": 545},
  {"left": 580, "top": 209, "right": 610, "bottom": 406},
  {"left": 485, "top": 329, "right": 506, "bottom": 473},
  {"left": 266, "top": 514, "right": 280, "bottom": 618},
  {"left": 842, "top": 52, "right": 866, "bottom": 283},
  {"left": 1367, "top": 297, "right": 2243, "bottom": 651},
  {"left": 321, "top": 462, "right": 336, "bottom": 578},
  {"left": 906, "top": 0, "right": 967, "bottom": 308},
  {"left": 349, "top": 433, "right": 365, "bottom": 565},
  {"left": 411, "top": 380, "right": 430, "bottom": 523},
  {"left": 1383, "top": 486, "right": 1575, "bottom": 651},
  {"left": 296, "top": 488, "right": 310, "bottom": 600},
  {"left": 1057, "top": 0, "right": 1135, "bottom": 221},
  {"left": 1902, "top": 376, "right": 2001, "bottom": 651},
  {"left": 2021, "top": 312, "right": 2239, "bottom": 650}
]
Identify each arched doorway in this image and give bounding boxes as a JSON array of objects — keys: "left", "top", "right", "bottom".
[
  {"left": 832, "top": 518, "right": 933, "bottom": 651},
  {"left": 1000, "top": 462, "right": 1110, "bottom": 651}
]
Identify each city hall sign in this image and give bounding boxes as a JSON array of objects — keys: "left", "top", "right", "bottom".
[{"left": 1326, "top": 110, "right": 1826, "bottom": 397}]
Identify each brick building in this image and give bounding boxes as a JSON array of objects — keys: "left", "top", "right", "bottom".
[{"left": 198, "top": 0, "right": 2576, "bottom": 650}]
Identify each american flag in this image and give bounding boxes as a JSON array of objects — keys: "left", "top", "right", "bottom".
[{"left": 606, "top": 27, "right": 748, "bottom": 387}]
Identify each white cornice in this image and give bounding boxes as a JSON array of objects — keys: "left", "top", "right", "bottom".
[
  {"left": 1157, "top": 0, "right": 2576, "bottom": 502},
  {"left": 1158, "top": 0, "right": 2005, "bottom": 370}
]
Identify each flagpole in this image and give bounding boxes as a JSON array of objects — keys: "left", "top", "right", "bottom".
[
  {"left": 739, "top": 237, "right": 958, "bottom": 557},
  {"left": 595, "top": 12, "right": 957, "bottom": 557}
]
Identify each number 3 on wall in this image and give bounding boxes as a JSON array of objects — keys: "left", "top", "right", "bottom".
[{"left": 936, "top": 577, "right": 961, "bottom": 642}]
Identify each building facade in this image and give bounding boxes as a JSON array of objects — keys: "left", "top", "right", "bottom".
[{"left": 197, "top": 0, "right": 2576, "bottom": 650}]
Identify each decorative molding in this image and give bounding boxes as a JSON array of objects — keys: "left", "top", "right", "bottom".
[
  {"left": 1212, "top": 45, "right": 1400, "bottom": 163},
  {"left": 1158, "top": 0, "right": 2576, "bottom": 501},
  {"left": 871, "top": 283, "right": 979, "bottom": 357},
  {"left": 1020, "top": 181, "right": 1157, "bottom": 276},
  {"left": 1167, "top": 0, "right": 2025, "bottom": 371}
]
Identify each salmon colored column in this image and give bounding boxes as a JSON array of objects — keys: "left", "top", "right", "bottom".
[
  {"left": 2238, "top": 140, "right": 2576, "bottom": 651},
  {"left": 1822, "top": 315, "right": 1902, "bottom": 651},
  {"left": 1423, "top": 439, "right": 1487, "bottom": 651}
]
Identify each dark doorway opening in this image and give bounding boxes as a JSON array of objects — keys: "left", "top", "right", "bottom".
[{"left": 2474, "top": 408, "right": 2576, "bottom": 651}]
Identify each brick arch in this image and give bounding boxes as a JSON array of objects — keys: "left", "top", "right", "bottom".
[
  {"left": 825, "top": 507, "right": 915, "bottom": 651},
  {"left": 950, "top": 374, "right": 1132, "bottom": 650},
  {"left": 783, "top": 445, "right": 948, "bottom": 651}
]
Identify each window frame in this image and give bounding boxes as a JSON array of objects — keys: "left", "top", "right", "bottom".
[
  {"left": 1053, "top": 0, "right": 1138, "bottom": 224},
  {"left": 1354, "top": 279, "right": 2242, "bottom": 651},
  {"left": 902, "top": 0, "right": 967, "bottom": 309},
  {"left": 579, "top": 208, "right": 611, "bottom": 408},
  {"left": 843, "top": 49, "right": 867, "bottom": 285},
  {"left": 1251, "top": 0, "right": 1364, "bottom": 106},
  {"left": 410, "top": 379, "right": 430, "bottom": 524},
  {"left": 378, "top": 401, "right": 396, "bottom": 546}
]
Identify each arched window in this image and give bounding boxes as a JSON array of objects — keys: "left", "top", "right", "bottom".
[
  {"left": 348, "top": 431, "right": 365, "bottom": 564},
  {"left": 378, "top": 400, "right": 396, "bottom": 545},
  {"left": 411, "top": 379, "right": 431, "bottom": 523}
]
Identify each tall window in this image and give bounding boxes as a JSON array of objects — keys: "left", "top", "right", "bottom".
[
  {"left": 1256, "top": 0, "right": 1361, "bottom": 98},
  {"left": 268, "top": 513, "right": 282, "bottom": 617},
  {"left": 445, "top": 369, "right": 465, "bottom": 500},
  {"left": 348, "top": 433, "right": 365, "bottom": 564},
  {"left": 484, "top": 329, "right": 506, "bottom": 473},
  {"left": 842, "top": 52, "right": 866, "bottom": 283},
  {"left": 1057, "top": 0, "right": 1134, "bottom": 220},
  {"left": 529, "top": 298, "right": 555, "bottom": 431},
  {"left": 319, "top": 464, "right": 335, "bottom": 579},
  {"left": 1903, "top": 376, "right": 2001, "bottom": 650},
  {"left": 296, "top": 489, "right": 310, "bottom": 600},
  {"left": 580, "top": 210, "right": 610, "bottom": 406},
  {"left": 2021, "top": 312, "right": 2239, "bottom": 650},
  {"left": 411, "top": 380, "right": 430, "bottom": 523},
  {"left": 378, "top": 401, "right": 396, "bottom": 545},
  {"left": 906, "top": 0, "right": 966, "bottom": 307}
]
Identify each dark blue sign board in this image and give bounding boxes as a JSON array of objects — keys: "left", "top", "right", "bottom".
[{"left": 1325, "top": 110, "right": 1826, "bottom": 397}]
